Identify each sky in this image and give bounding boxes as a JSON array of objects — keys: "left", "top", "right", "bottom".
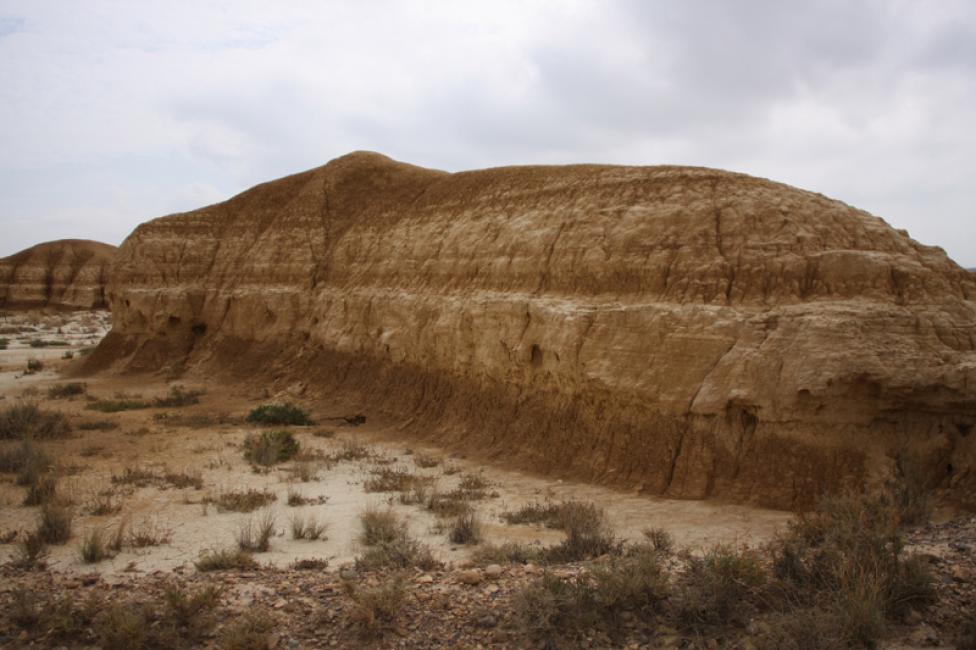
[{"left": 1, "top": 1, "right": 974, "bottom": 267}]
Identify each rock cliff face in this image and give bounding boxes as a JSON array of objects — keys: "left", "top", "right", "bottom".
[
  {"left": 97, "top": 152, "right": 976, "bottom": 509},
  {"left": 0, "top": 239, "right": 116, "bottom": 310}
]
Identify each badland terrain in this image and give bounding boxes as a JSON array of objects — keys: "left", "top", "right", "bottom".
[{"left": 0, "top": 152, "right": 974, "bottom": 648}]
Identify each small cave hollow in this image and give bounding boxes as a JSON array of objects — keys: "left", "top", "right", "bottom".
[{"left": 530, "top": 344, "right": 543, "bottom": 367}]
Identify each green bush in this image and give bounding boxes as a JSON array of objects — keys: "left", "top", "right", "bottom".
[
  {"left": 242, "top": 430, "right": 300, "bottom": 466},
  {"left": 245, "top": 403, "right": 313, "bottom": 426}
]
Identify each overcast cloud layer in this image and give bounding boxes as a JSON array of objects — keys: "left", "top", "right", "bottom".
[{"left": 1, "top": 1, "right": 974, "bottom": 266}]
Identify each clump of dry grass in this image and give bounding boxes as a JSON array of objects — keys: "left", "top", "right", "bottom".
[
  {"left": 0, "top": 403, "right": 71, "bottom": 440},
  {"left": 195, "top": 548, "right": 259, "bottom": 572},
  {"left": 220, "top": 609, "right": 275, "bottom": 650},
  {"left": 36, "top": 502, "right": 73, "bottom": 544},
  {"left": 152, "top": 385, "right": 202, "bottom": 407},
  {"left": 364, "top": 466, "right": 433, "bottom": 493},
  {"left": 79, "top": 528, "right": 112, "bottom": 563},
  {"left": 345, "top": 573, "right": 406, "bottom": 640},
  {"left": 290, "top": 514, "right": 328, "bottom": 540},
  {"left": 448, "top": 510, "right": 482, "bottom": 545},
  {"left": 236, "top": 510, "right": 277, "bottom": 552},
  {"left": 243, "top": 430, "right": 300, "bottom": 466},
  {"left": 413, "top": 453, "right": 440, "bottom": 468},
  {"left": 47, "top": 383, "right": 86, "bottom": 399},
  {"left": 207, "top": 488, "right": 277, "bottom": 513},
  {"left": 328, "top": 440, "right": 372, "bottom": 462}
]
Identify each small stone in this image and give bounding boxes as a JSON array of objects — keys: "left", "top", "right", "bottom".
[
  {"left": 476, "top": 614, "right": 497, "bottom": 628},
  {"left": 273, "top": 598, "right": 288, "bottom": 609},
  {"left": 339, "top": 564, "right": 358, "bottom": 581},
  {"left": 457, "top": 569, "right": 482, "bottom": 585},
  {"left": 484, "top": 564, "right": 503, "bottom": 579},
  {"left": 523, "top": 563, "right": 542, "bottom": 575},
  {"left": 416, "top": 574, "right": 434, "bottom": 584}
]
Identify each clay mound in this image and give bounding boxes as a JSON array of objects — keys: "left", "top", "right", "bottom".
[
  {"left": 0, "top": 239, "right": 117, "bottom": 310},
  {"left": 95, "top": 152, "right": 976, "bottom": 509}
]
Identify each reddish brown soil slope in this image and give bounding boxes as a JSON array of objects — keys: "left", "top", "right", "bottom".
[{"left": 92, "top": 152, "right": 976, "bottom": 509}]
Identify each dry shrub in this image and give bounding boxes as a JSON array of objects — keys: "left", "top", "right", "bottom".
[
  {"left": 221, "top": 610, "right": 275, "bottom": 650},
  {"left": 359, "top": 507, "right": 404, "bottom": 546},
  {"left": 47, "top": 382, "right": 86, "bottom": 399},
  {"left": 195, "top": 548, "right": 259, "bottom": 572},
  {"left": 425, "top": 489, "right": 475, "bottom": 518},
  {"left": 345, "top": 573, "right": 406, "bottom": 640},
  {"left": 328, "top": 440, "right": 372, "bottom": 462},
  {"left": 11, "top": 530, "right": 48, "bottom": 569},
  {"left": 243, "top": 430, "right": 300, "bottom": 466},
  {"left": 768, "top": 491, "right": 937, "bottom": 647},
  {"left": 237, "top": 510, "right": 277, "bottom": 552},
  {"left": 291, "top": 557, "right": 329, "bottom": 570},
  {"left": 79, "top": 527, "right": 112, "bottom": 563},
  {"left": 86, "top": 398, "right": 150, "bottom": 413},
  {"left": 37, "top": 502, "right": 73, "bottom": 544},
  {"left": 246, "top": 403, "right": 312, "bottom": 425},
  {"left": 152, "top": 385, "right": 202, "bottom": 407},
  {"left": 159, "top": 582, "right": 222, "bottom": 642},
  {"left": 672, "top": 544, "right": 766, "bottom": 631},
  {"left": 208, "top": 488, "right": 277, "bottom": 513},
  {"left": 0, "top": 403, "right": 70, "bottom": 440},
  {"left": 77, "top": 419, "right": 118, "bottom": 431},
  {"left": 364, "top": 466, "right": 432, "bottom": 493},
  {"left": 542, "top": 501, "right": 617, "bottom": 562},
  {"left": 516, "top": 546, "right": 669, "bottom": 646},
  {"left": 413, "top": 453, "right": 440, "bottom": 468},
  {"left": 472, "top": 542, "right": 543, "bottom": 566},
  {"left": 291, "top": 514, "right": 328, "bottom": 540},
  {"left": 93, "top": 603, "right": 150, "bottom": 650},
  {"left": 448, "top": 510, "right": 482, "bottom": 545}
]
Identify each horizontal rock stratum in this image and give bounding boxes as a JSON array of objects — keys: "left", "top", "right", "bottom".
[
  {"left": 0, "top": 239, "right": 116, "bottom": 310},
  {"left": 94, "top": 152, "right": 976, "bottom": 509}
]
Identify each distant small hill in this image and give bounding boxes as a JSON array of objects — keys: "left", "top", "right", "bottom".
[{"left": 0, "top": 239, "right": 117, "bottom": 310}]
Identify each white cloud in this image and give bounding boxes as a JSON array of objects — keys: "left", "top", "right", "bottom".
[{"left": 0, "top": 0, "right": 974, "bottom": 266}]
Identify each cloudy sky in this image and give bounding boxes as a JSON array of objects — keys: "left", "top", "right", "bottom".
[{"left": 1, "top": 1, "right": 974, "bottom": 266}]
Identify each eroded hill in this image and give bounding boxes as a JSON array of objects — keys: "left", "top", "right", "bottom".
[
  {"left": 91, "top": 152, "right": 976, "bottom": 509},
  {"left": 0, "top": 239, "right": 116, "bottom": 310}
]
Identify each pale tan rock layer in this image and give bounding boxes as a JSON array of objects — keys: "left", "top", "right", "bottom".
[
  {"left": 0, "top": 239, "right": 116, "bottom": 310},
  {"left": 95, "top": 152, "right": 976, "bottom": 508}
]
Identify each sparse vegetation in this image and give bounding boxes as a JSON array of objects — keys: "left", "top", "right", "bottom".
[
  {"left": 0, "top": 403, "right": 70, "bottom": 440},
  {"left": 10, "top": 530, "right": 48, "bottom": 569},
  {"left": 23, "top": 474, "right": 59, "bottom": 506},
  {"left": 195, "top": 547, "right": 259, "bottom": 572},
  {"left": 541, "top": 501, "right": 617, "bottom": 562},
  {"left": 345, "top": 573, "right": 406, "bottom": 640},
  {"left": 152, "top": 385, "right": 202, "bottom": 407},
  {"left": 220, "top": 609, "right": 275, "bottom": 650},
  {"left": 290, "top": 513, "right": 328, "bottom": 540},
  {"left": 25, "top": 358, "right": 43, "bottom": 373},
  {"left": 448, "top": 510, "right": 482, "bottom": 545},
  {"left": 472, "top": 541, "right": 543, "bottom": 565},
  {"left": 80, "top": 528, "right": 112, "bottom": 563},
  {"left": 328, "top": 440, "right": 372, "bottom": 462},
  {"left": 78, "top": 419, "right": 118, "bottom": 431},
  {"left": 246, "top": 403, "right": 313, "bottom": 426},
  {"left": 47, "top": 382, "right": 86, "bottom": 399},
  {"left": 364, "top": 465, "right": 433, "bottom": 493},
  {"left": 243, "top": 429, "right": 300, "bottom": 465},
  {"left": 29, "top": 338, "right": 68, "bottom": 348},
  {"left": 291, "top": 557, "right": 329, "bottom": 570},
  {"left": 87, "top": 397, "right": 150, "bottom": 412},
  {"left": 37, "top": 502, "right": 73, "bottom": 544},
  {"left": 359, "top": 507, "right": 404, "bottom": 546},
  {"left": 236, "top": 510, "right": 276, "bottom": 552},
  {"left": 207, "top": 488, "right": 277, "bottom": 513},
  {"left": 413, "top": 453, "right": 440, "bottom": 468}
]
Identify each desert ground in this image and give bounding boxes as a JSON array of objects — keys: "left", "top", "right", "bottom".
[{"left": 1, "top": 309, "right": 974, "bottom": 649}]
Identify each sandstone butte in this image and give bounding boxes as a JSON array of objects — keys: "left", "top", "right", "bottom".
[
  {"left": 0, "top": 239, "right": 116, "bottom": 310},
  {"left": 89, "top": 152, "right": 976, "bottom": 510}
]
